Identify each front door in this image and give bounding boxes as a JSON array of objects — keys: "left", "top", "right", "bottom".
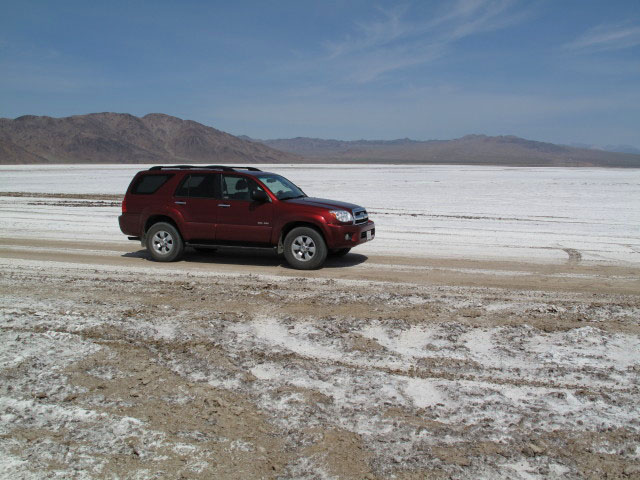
[{"left": 217, "top": 174, "right": 273, "bottom": 244}]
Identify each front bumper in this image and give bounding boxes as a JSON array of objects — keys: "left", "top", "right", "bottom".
[{"left": 325, "top": 220, "right": 375, "bottom": 249}]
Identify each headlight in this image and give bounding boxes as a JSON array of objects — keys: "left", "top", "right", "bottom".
[{"left": 329, "top": 210, "right": 353, "bottom": 223}]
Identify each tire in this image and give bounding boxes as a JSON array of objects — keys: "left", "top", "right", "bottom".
[
  {"left": 146, "top": 222, "right": 184, "bottom": 262},
  {"left": 330, "top": 248, "right": 351, "bottom": 257},
  {"left": 283, "top": 227, "right": 327, "bottom": 270}
]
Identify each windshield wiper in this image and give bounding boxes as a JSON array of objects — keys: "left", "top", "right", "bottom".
[{"left": 281, "top": 194, "right": 306, "bottom": 200}]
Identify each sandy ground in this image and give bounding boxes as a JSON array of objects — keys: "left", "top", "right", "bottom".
[{"left": 1, "top": 231, "right": 639, "bottom": 479}]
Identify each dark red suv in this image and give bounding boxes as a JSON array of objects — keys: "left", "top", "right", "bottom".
[{"left": 119, "top": 165, "right": 375, "bottom": 269}]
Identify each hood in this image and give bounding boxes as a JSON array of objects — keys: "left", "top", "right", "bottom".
[{"left": 282, "top": 196, "right": 363, "bottom": 211}]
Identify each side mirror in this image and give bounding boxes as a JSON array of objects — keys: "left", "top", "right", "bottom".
[{"left": 251, "top": 189, "right": 268, "bottom": 202}]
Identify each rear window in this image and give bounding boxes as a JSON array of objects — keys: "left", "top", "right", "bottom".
[{"left": 131, "top": 174, "right": 172, "bottom": 195}]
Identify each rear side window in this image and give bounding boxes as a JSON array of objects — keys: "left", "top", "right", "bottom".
[
  {"left": 175, "top": 174, "right": 220, "bottom": 198},
  {"left": 131, "top": 174, "right": 172, "bottom": 195}
]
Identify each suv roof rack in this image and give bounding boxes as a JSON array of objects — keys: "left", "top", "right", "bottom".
[
  {"left": 148, "top": 165, "right": 262, "bottom": 172},
  {"left": 207, "top": 165, "right": 263, "bottom": 172}
]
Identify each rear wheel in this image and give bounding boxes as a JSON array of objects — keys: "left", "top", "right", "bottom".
[
  {"left": 330, "top": 248, "right": 351, "bottom": 257},
  {"left": 284, "top": 227, "right": 327, "bottom": 270},
  {"left": 146, "top": 222, "right": 184, "bottom": 262}
]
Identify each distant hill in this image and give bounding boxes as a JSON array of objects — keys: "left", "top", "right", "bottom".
[
  {"left": 2, "top": 113, "right": 638, "bottom": 167},
  {"left": 0, "top": 113, "right": 300, "bottom": 164},
  {"left": 569, "top": 142, "right": 640, "bottom": 155},
  {"left": 603, "top": 144, "right": 640, "bottom": 155},
  {"left": 249, "top": 134, "right": 640, "bottom": 168}
]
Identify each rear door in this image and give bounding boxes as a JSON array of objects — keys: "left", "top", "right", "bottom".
[
  {"left": 217, "top": 174, "right": 273, "bottom": 244},
  {"left": 173, "top": 174, "right": 220, "bottom": 241}
]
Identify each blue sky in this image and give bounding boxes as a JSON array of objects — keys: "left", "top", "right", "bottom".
[{"left": 1, "top": 0, "right": 639, "bottom": 146}]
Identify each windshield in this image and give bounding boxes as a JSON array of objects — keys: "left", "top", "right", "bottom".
[{"left": 256, "top": 174, "right": 306, "bottom": 200}]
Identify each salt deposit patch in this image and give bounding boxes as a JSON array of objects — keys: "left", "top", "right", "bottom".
[
  {"left": 403, "top": 378, "right": 446, "bottom": 408},
  {"left": 226, "top": 315, "right": 640, "bottom": 441},
  {"left": 359, "top": 321, "right": 640, "bottom": 386},
  {"left": 525, "top": 326, "right": 640, "bottom": 370},
  {"left": 0, "top": 329, "right": 100, "bottom": 370},
  {"left": 234, "top": 317, "right": 344, "bottom": 362},
  {"left": 360, "top": 323, "right": 469, "bottom": 361}
]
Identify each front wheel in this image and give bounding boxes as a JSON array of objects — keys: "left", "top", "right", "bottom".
[
  {"left": 283, "top": 227, "right": 327, "bottom": 270},
  {"left": 146, "top": 222, "right": 184, "bottom": 262}
]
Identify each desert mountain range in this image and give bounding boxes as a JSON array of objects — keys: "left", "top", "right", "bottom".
[
  {"left": 1, "top": 113, "right": 639, "bottom": 167},
  {"left": 0, "top": 113, "right": 300, "bottom": 164},
  {"left": 247, "top": 135, "right": 640, "bottom": 168}
]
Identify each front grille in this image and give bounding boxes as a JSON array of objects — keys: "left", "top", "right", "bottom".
[{"left": 353, "top": 208, "right": 368, "bottom": 225}]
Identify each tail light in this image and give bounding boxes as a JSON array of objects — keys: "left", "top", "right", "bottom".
[{"left": 121, "top": 197, "right": 127, "bottom": 213}]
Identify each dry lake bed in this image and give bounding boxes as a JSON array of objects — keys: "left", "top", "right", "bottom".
[{"left": 0, "top": 165, "right": 639, "bottom": 479}]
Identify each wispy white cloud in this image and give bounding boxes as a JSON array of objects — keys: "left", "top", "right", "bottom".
[
  {"left": 444, "top": 0, "right": 532, "bottom": 40},
  {"left": 322, "top": 0, "right": 532, "bottom": 83},
  {"left": 324, "top": 5, "right": 411, "bottom": 59},
  {"left": 564, "top": 22, "right": 640, "bottom": 53}
]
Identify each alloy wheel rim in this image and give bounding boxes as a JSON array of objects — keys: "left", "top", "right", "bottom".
[{"left": 152, "top": 231, "right": 174, "bottom": 254}]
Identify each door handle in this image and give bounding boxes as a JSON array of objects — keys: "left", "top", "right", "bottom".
[
  {"left": 174, "top": 201, "right": 186, "bottom": 205},
  {"left": 218, "top": 204, "right": 231, "bottom": 208}
]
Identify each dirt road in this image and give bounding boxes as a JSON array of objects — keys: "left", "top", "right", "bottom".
[
  {"left": 1, "top": 236, "right": 639, "bottom": 295},
  {"left": 1, "top": 237, "right": 639, "bottom": 479}
]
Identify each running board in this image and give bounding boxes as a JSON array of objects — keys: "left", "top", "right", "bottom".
[{"left": 186, "top": 242, "right": 275, "bottom": 250}]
